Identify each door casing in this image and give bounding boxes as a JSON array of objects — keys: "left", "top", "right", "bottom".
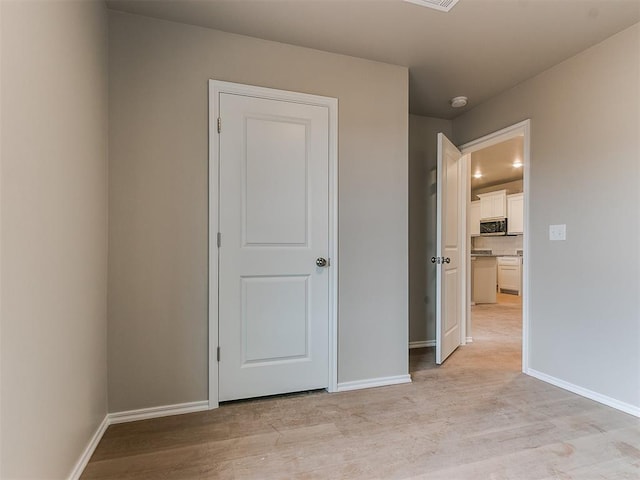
[
  {"left": 208, "top": 80, "right": 339, "bottom": 409},
  {"left": 459, "top": 119, "right": 531, "bottom": 373}
]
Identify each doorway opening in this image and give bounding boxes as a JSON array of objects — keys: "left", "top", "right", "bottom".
[
  {"left": 467, "top": 134, "right": 524, "bottom": 371},
  {"left": 461, "top": 120, "right": 530, "bottom": 373},
  {"left": 410, "top": 120, "right": 530, "bottom": 375},
  {"left": 208, "top": 80, "right": 339, "bottom": 409}
]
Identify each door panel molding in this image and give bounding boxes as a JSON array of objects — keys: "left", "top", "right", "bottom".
[{"left": 208, "top": 80, "right": 338, "bottom": 408}]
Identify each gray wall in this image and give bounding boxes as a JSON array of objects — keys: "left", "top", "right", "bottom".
[
  {"left": 454, "top": 24, "right": 640, "bottom": 408},
  {"left": 408, "top": 115, "right": 452, "bottom": 344},
  {"left": 108, "top": 11, "right": 409, "bottom": 411},
  {"left": 0, "top": 1, "right": 109, "bottom": 477}
]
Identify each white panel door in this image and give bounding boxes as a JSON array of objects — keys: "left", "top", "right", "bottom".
[
  {"left": 218, "top": 92, "right": 329, "bottom": 401},
  {"left": 436, "top": 133, "right": 463, "bottom": 364}
]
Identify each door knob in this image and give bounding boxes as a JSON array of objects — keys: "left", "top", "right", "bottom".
[
  {"left": 316, "top": 257, "right": 328, "bottom": 267},
  {"left": 431, "top": 257, "right": 450, "bottom": 264}
]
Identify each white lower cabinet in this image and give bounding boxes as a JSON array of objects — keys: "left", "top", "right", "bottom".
[{"left": 497, "top": 256, "right": 522, "bottom": 295}]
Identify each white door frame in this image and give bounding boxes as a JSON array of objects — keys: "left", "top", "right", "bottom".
[
  {"left": 208, "top": 80, "right": 339, "bottom": 409},
  {"left": 458, "top": 119, "right": 531, "bottom": 372}
]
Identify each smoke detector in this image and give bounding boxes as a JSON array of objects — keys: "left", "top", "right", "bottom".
[
  {"left": 450, "top": 96, "right": 468, "bottom": 108},
  {"left": 404, "top": 0, "right": 460, "bottom": 12}
]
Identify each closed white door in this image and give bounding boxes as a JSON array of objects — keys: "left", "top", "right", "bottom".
[
  {"left": 436, "top": 133, "right": 463, "bottom": 364},
  {"left": 218, "top": 92, "right": 330, "bottom": 401}
]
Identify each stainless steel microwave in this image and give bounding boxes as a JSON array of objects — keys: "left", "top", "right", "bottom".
[{"left": 480, "top": 218, "right": 507, "bottom": 236}]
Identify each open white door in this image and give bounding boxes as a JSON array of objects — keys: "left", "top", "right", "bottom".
[{"left": 435, "top": 133, "right": 463, "bottom": 364}]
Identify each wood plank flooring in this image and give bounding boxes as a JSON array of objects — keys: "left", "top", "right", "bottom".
[{"left": 83, "top": 295, "right": 640, "bottom": 479}]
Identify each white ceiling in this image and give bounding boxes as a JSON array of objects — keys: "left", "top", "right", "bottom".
[{"left": 106, "top": 0, "right": 640, "bottom": 119}]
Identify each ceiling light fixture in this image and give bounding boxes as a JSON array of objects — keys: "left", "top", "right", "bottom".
[
  {"left": 513, "top": 160, "right": 523, "bottom": 168},
  {"left": 450, "top": 96, "right": 468, "bottom": 108},
  {"left": 473, "top": 172, "right": 482, "bottom": 179}
]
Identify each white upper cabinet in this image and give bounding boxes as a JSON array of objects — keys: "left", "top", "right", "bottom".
[
  {"left": 507, "top": 193, "right": 524, "bottom": 234},
  {"left": 469, "top": 200, "right": 480, "bottom": 236},
  {"left": 477, "top": 189, "right": 507, "bottom": 219}
]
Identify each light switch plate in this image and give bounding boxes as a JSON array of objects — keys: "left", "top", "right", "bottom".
[{"left": 549, "top": 224, "right": 566, "bottom": 241}]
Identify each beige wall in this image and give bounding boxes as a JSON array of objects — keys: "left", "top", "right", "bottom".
[
  {"left": 408, "top": 115, "right": 452, "bottom": 344},
  {"left": 108, "top": 11, "right": 409, "bottom": 411},
  {"left": 0, "top": 1, "right": 109, "bottom": 478},
  {"left": 454, "top": 24, "right": 640, "bottom": 408}
]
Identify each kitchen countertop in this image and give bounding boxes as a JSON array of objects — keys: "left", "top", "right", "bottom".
[{"left": 471, "top": 250, "right": 523, "bottom": 257}]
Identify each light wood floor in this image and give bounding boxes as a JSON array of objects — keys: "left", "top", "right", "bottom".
[{"left": 83, "top": 294, "right": 640, "bottom": 479}]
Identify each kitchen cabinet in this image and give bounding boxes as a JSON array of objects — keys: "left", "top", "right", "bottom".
[
  {"left": 477, "top": 190, "right": 506, "bottom": 219},
  {"left": 507, "top": 193, "right": 524, "bottom": 234},
  {"left": 472, "top": 256, "right": 497, "bottom": 304},
  {"left": 497, "top": 256, "right": 522, "bottom": 295},
  {"left": 469, "top": 200, "right": 480, "bottom": 236}
]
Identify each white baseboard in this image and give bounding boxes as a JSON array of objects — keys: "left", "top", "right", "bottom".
[
  {"left": 409, "top": 340, "right": 435, "bottom": 349},
  {"left": 465, "top": 336, "right": 473, "bottom": 343},
  {"left": 336, "top": 374, "right": 412, "bottom": 392},
  {"left": 108, "top": 400, "right": 210, "bottom": 425},
  {"left": 68, "top": 414, "right": 109, "bottom": 480},
  {"left": 526, "top": 369, "right": 640, "bottom": 418},
  {"left": 69, "top": 400, "right": 209, "bottom": 479}
]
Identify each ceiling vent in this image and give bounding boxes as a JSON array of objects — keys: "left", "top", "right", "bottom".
[{"left": 404, "top": 0, "right": 460, "bottom": 12}]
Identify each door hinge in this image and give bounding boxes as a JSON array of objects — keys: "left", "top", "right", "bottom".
[
  {"left": 217, "top": 346, "right": 220, "bottom": 362},
  {"left": 217, "top": 232, "right": 221, "bottom": 248},
  {"left": 217, "top": 117, "right": 221, "bottom": 133}
]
